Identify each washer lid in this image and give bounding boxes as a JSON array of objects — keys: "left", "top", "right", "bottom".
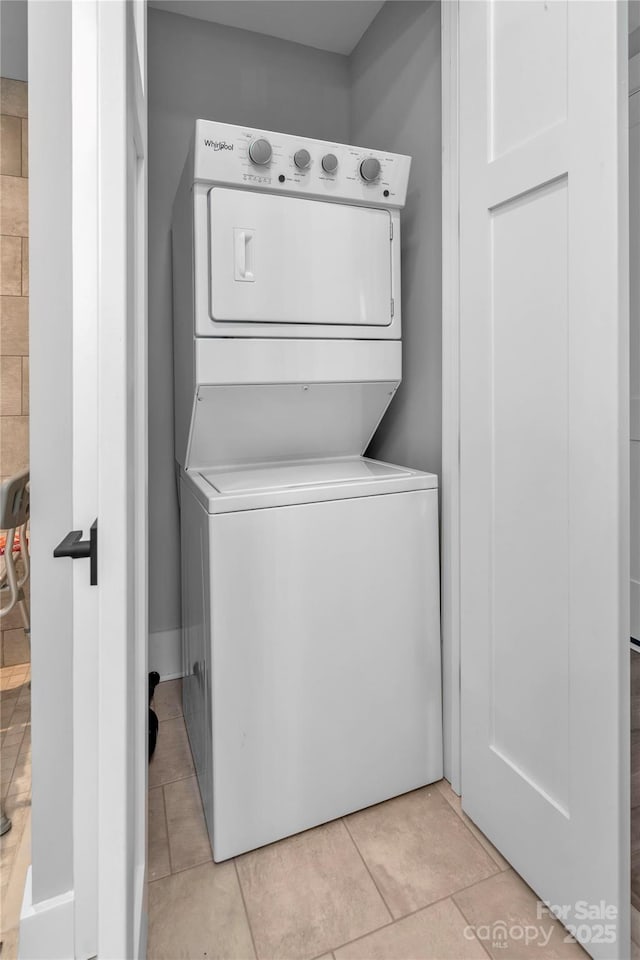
[
  {"left": 202, "top": 457, "right": 412, "bottom": 495},
  {"left": 187, "top": 456, "right": 438, "bottom": 514}
]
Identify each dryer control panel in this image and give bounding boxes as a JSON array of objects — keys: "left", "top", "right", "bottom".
[{"left": 192, "top": 120, "right": 412, "bottom": 209}]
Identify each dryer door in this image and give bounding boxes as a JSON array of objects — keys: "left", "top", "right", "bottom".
[{"left": 208, "top": 188, "right": 393, "bottom": 327}]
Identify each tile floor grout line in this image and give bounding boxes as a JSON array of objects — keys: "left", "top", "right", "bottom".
[
  {"left": 1, "top": 725, "right": 27, "bottom": 795},
  {"left": 1, "top": 734, "right": 23, "bottom": 754},
  {"left": 326, "top": 917, "right": 397, "bottom": 958},
  {"left": 324, "top": 867, "right": 519, "bottom": 958},
  {"left": 323, "top": 897, "right": 464, "bottom": 958},
  {"left": 340, "top": 816, "right": 394, "bottom": 922},
  {"left": 148, "top": 855, "right": 216, "bottom": 886},
  {"left": 1, "top": 704, "right": 17, "bottom": 732},
  {"left": 149, "top": 770, "right": 196, "bottom": 790},
  {"left": 444, "top": 863, "right": 507, "bottom": 904},
  {"left": 445, "top": 896, "right": 493, "bottom": 960},
  {"left": 452, "top": 881, "right": 589, "bottom": 958},
  {"left": 435, "top": 782, "right": 510, "bottom": 874},
  {"left": 450, "top": 812, "right": 508, "bottom": 876},
  {"left": 169, "top": 853, "right": 212, "bottom": 878},
  {"left": 0, "top": 757, "right": 18, "bottom": 790},
  {"left": 0, "top": 751, "right": 20, "bottom": 770},
  {"left": 233, "top": 859, "right": 260, "bottom": 960}
]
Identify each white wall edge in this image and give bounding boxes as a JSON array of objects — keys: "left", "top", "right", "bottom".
[
  {"left": 149, "top": 627, "right": 182, "bottom": 680},
  {"left": 440, "top": 0, "right": 461, "bottom": 796},
  {"left": 19, "top": 867, "right": 74, "bottom": 960}
]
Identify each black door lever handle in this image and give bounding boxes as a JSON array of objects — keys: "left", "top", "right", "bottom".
[
  {"left": 54, "top": 530, "right": 91, "bottom": 558},
  {"left": 54, "top": 520, "right": 98, "bottom": 585}
]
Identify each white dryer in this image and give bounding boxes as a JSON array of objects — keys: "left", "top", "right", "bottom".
[{"left": 172, "top": 121, "right": 442, "bottom": 862}]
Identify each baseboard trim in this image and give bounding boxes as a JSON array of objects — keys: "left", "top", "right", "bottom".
[
  {"left": 19, "top": 868, "right": 74, "bottom": 960},
  {"left": 149, "top": 628, "right": 183, "bottom": 681}
]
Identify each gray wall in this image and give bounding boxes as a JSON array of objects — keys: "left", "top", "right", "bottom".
[
  {"left": 631, "top": 0, "right": 640, "bottom": 59},
  {"left": 352, "top": 1, "right": 441, "bottom": 476},
  {"left": 148, "top": 9, "right": 351, "bottom": 655},
  {"left": 1, "top": 0, "right": 28, "bottom": 81}
]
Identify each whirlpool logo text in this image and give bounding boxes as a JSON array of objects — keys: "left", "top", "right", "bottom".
[{"left": 204, "top": 140, "right": 234, "bottom": 151}]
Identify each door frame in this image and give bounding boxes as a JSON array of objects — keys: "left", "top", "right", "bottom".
[
  {"left": 440, "top": 0, "right": 461, "bottom": 794},
  {"left": 20, "top": 2, "right": 148, "bottom": 956}
]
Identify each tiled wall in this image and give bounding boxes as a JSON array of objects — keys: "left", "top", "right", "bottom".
[
  {"left": 0, "top": 77, "right": 29, "bottom": 484},
  {"left": 0, "top": 77, "right": 29, "bottom": 666}
]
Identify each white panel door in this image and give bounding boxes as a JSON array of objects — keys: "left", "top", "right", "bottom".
[
  {"left": 459, "top": 2, "right": 629, "bottom": 957},
  {"left": 96, "top": 2, "right": 148, "bottom": 956},
  {"left": 75, "top": 1, "right": 148, "bottom": 956},
  {"left": 209, "top": 189, "right": 393, "bottom": 326}
]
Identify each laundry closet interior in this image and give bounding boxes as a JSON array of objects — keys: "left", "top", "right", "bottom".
[
  {"left": 147, "top": 0, "right": 444, "bottom": 841},
  {"left": 147, "top": 0, "right": 442, "bottom": 685},
  {"left": 143, "top": 2, "right": 633, "bottom": 957}
]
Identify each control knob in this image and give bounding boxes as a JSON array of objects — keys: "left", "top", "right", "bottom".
[
  {"left": 294, "top": 149, "right": 311, "bottom": 170},
  {"left": 248, "top": 138, "right": 272, "bottom": 165},
  {"left": 360, "top": 156, "right": 381, "bottom": 182},
  {"left": 321, "top": 153, "right": 338, "bottom": 174}
]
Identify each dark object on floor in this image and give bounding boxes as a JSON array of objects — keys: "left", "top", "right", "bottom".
[
  {"left": 0, "top": 804, "right": 11, "bottom": 837},
  {"left": 149, "top": 670, "right": 160, "bottom": 760},
  {"left": 149, "top": 670, "right": 160, "bottom": 700}
]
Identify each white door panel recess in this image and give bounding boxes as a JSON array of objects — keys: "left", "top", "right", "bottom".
[
  {"left": 209, "top": 189, "right": 393, "bottom": 326},
  {"left": 459, "top": 2, "right": 629, "bottom": 957}
]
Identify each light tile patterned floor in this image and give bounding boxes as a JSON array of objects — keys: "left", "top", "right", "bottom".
[
  {"left": 147, "top": 680, "right": 587, "bottom": 960},
  {"left": 0, "top": 661, "right": 31, "bottom": 957},
  {"left": 0, "top": 568, "right": 30, "bottom": 670}
]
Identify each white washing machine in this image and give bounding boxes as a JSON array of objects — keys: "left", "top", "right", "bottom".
[{"left": 172, "top": 121, "right": 442, "bottom": 862}]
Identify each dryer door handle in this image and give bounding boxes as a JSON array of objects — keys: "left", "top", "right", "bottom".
[{"left": 234, "top": 228, "right": 255, "bottom": 282}]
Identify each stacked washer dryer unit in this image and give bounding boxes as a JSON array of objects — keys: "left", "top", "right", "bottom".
[{"left": 172, "top": 120, "right": 442, "bottom": 862}]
